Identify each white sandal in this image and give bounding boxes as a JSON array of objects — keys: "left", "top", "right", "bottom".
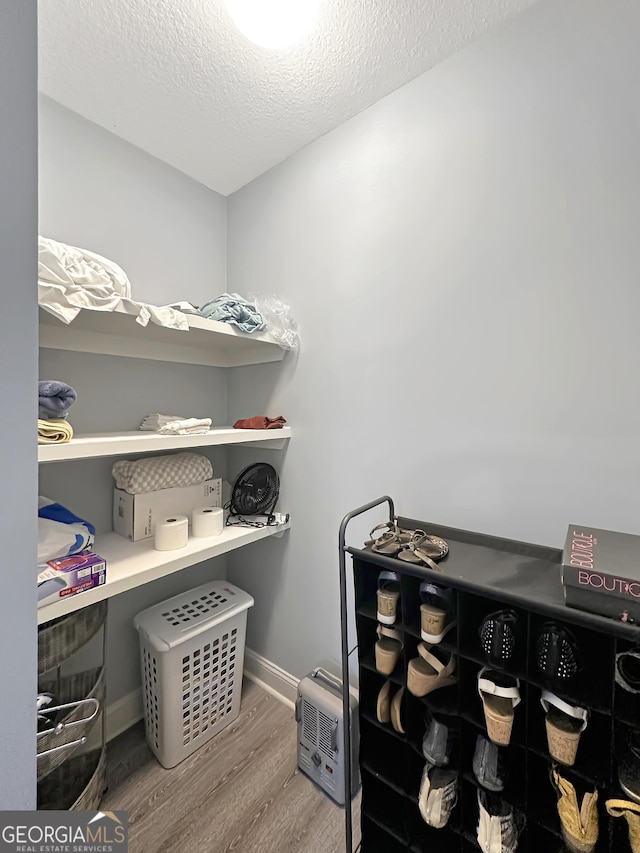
[
  {"left": 419, "top": 763, "right": 458, "bottom": 828},
  {"left": 478, "top": 668, "right": 521, "bottom": 746},
  {"left": 541, "top": 691, "right": 588, "bottom": 766}
]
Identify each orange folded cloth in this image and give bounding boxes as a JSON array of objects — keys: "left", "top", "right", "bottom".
[{"left": 233, "top": 416, "right": 287, "bottom": 430}]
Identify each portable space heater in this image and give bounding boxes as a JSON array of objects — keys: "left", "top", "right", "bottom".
[{"left": 295, "top": 668, "right": 360, "bottom": 805}]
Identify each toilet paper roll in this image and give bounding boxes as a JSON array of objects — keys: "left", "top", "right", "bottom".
[
  {"left": 154, "top": 515, "right": 189, "bottom": 551},
  {"left": 192, "top": 506, "right": 224, "bottom": 538}
]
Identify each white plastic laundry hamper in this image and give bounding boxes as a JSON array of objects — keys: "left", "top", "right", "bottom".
[{"left": 133, "top": 580, "right": 254, "bottom": 768}]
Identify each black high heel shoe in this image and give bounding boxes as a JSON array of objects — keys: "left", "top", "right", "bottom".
[
  {"left": 479, "top": 610, "right": 518, "bottom": 666},
  {"left": 536, "top": 623, "right": 582, "bottom": 681}
]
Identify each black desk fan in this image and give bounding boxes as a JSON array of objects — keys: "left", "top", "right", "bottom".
[{"left": 226, "top": 463, "right": 280, "bottom": 527}]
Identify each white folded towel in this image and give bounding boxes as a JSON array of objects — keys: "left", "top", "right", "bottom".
[
  {"left": 158, "top": 418, "right": 213, "bottom": 436},
  {"left": 140, "top": 413, "right": 185, "bottom": 431}
]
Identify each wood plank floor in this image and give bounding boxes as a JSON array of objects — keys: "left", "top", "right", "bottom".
[{"left": 102, "top": 680, "right": 360, "bottom": 853}]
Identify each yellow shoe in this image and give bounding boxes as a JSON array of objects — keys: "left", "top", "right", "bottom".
[
  {"left": 606, "top": 798, "right": 640, "bottom": 853},
  {"left": 551, "top": 768, "right": 598, "bottom": 853}
]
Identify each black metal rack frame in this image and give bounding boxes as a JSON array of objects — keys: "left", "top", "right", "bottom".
[{"left": 338, "top": 498, "right": 640, "bottom": 853}]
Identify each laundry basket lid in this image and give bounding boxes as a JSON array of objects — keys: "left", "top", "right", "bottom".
[{"left": 133, "top": 580, "right": 254, "bottom": 651}]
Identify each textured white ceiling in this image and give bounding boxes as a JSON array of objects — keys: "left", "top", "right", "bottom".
[{"left": 39, "top": 0, "right": 539, "bottom": 195}]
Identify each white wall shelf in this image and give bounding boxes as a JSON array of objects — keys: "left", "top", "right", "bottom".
[
  {"left": 38, "top": 426, "right": 291, "bottom": 462},
  {"left": 39, "top": 307, "right": 286, "bottom": 367},
  {"left": 37, "top": 521, "right": 290, "bottom": 625}
]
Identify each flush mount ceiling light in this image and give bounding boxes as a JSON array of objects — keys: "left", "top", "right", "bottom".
[{"left": 225, "top": 0, "right": 321, "bottom": 50}]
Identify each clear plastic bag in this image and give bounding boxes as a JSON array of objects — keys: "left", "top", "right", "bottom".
[{"left": 249, "top": 292, "right": 299, "bottom": 351}]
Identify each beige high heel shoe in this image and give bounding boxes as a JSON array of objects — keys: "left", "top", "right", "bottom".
[
  {"left": 407, "top": 643, "right": 457, "bottom": 697},
  {"left": 478, "top": 669, "right": 521, "bottom": 746},
  {"left": 420, "top": 582, "right": 456, "bottom": 644},
  {"left": 390, "top": 687, "right": 405, "bottom": 734},
  {"left": 376, "top": 681, "right": 405, "bottom": 734},
  {"left": 541, "top": 691, "right": 588, "bottom": 766},
  {"left": 375, "top": 625, "right": 403, "bottom": 675},
  {"left": 376, "top": 680, "right": 391, "bottom": 724},
  {"left": 606, "top": 798, "right": 640, "bottom": 853},
  {"left": 376, "top": 571, "right": 401, "bottom": 625},
  {"left": 552, "top": 768, "right": 598, "bottom": 853}
]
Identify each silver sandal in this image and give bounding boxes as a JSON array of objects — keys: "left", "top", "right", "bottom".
[{"left": 397, "top": 531, "right": 448, "bottom": 570}]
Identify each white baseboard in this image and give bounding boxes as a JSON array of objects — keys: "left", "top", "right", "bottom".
[
  {"left": 243, "top": 648, "right": 298, "bottom": 710},
  {"left": 104, "top": 649, "right": 298, "bottom": 740},
  {"left": 106, "top": 687, "right": 143, "bottom": 742}
]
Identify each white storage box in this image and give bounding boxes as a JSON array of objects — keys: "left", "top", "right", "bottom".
[
  {"left": 113, "top": 478, "right": 222, "bottom": 541},
  {"left": 133, "top": 580, "right": 254, "bottom": 768}
]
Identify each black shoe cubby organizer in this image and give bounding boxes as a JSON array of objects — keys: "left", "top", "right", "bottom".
[{"left": 348, "top": 518, "right": 640, "bottom": 853}]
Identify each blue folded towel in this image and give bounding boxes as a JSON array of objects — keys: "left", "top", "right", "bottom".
[
  {"left": 199, "top": 293, "right": 265, "bottom": 334},
  {"left": 38, "top": 380, "right": 77, "bottom": 420}
]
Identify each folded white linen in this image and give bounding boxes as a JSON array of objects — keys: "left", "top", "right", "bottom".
[
  {"left": 140, "top": 413, "right": 185, "bottom": 431},
  {"left": 158, "top": 418, "right": 212, "bottom": 435}
]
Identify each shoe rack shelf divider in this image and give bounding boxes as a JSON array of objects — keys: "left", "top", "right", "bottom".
[{"left": 342, "top": 506, "right": 640, "bottom": 853}]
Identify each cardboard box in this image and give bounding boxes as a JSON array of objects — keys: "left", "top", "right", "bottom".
[
  {"left": 38, "top": 550, "right": 106, "bottom": 608},
  {"left": 562, "top": 524, "right": 640, "bottom": 622},
  {"left": 113, "top": 479, "right": 222, "bottom": 541}
]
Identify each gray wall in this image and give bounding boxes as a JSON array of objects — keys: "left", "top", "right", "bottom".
[
  {"left": 39, "top": 96, "right": 227, "bottom": 306},
  {"left": 226, "top": 0, "right": 640, "bottom": 678},
  {"left": 0, "top": 0, "right": 38, "bottom": 808},
  {"left": 38, "top": 101, "right": 230, "bottom": 705}
]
